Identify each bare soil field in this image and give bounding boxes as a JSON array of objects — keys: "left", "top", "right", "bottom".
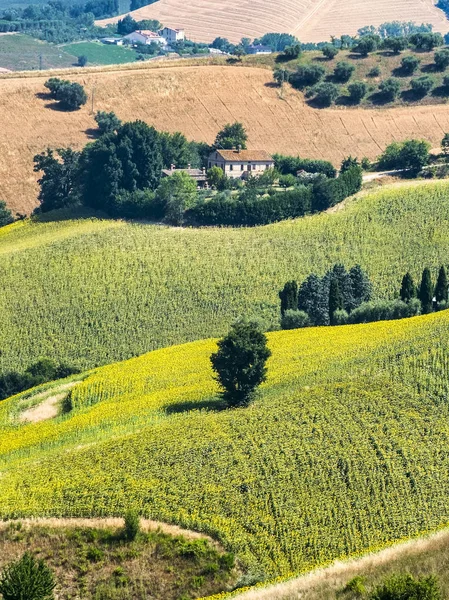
[
  {"left": 98, "top": 0, "right": 449, "bottom": 44},
  {"left": 2, "top": 63, "right": 449, "bottom": 214}
]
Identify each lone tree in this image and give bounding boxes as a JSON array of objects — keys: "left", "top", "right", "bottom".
[
  {"left": 435, "top": 266, "right": 448, "bottom": 303},
  {"left": 329, "top": 277, "right": 343, "bottom": 325},
  {"left": 400, "top": 272, "right": 416, "bottom": 303},
  {"left": 279, "top": 281, "right": 298, "bottom": 316},
  {"left": 214, "top": 122, "right": 248, "bottom": 150},
  {"left": 0, "top": 552, "right": 55, "bottom": 600},
  {"left": 94, "top": 110, "right": 122, "bottom": 135},
  {"left": 211, "top": 321, "right": 271, "bottom": 407},
  {"left": 419, "top": 267, "right": 433, "bottom": 314}
]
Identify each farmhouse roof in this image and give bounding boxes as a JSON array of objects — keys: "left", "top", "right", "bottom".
[
  {"left": 214, "top": 149, "right": 274, "bottom": 162},
  {"left": 134, "top": 30, "right": 161, "bottom": 38},
  {"left": 162, "top": 167, "right": 207, "bottom": 181}
]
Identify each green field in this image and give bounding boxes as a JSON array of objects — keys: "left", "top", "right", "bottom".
[
  {"left": 1, "top": 308, "right": 449, "bottom": 582},
  {"left": 61, "top": 41, "right": 138, "bottom": 65},
  {"left": 1, "top": 182, "right": 449, "bottom": 372},
  {"left": 0, "top": 33, "right": 76, "bottom": 70}
]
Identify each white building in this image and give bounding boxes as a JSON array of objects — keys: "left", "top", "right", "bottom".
[
  {"left": 124, "top": 30, "right": 167, "bottom": 46},
  {"left": 160, "top": 27, "right": 185, "bottom": 44},
  {"left": 208, "top": 149, "right": 274, "bottom": 179}
]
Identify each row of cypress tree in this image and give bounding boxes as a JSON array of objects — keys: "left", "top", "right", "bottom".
[{"left": 400, "top": 266, "right": 448, "bottom": 313}]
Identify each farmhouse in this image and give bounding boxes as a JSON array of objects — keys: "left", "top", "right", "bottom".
[
  {"left": 208, "top": 149, "right": 274, "bottom": 179},
  {"left": 162, "top": 165, "right": 208, "bottom": 188},
  {"left": 161, "top": 27, "right": 185, "bottom": 44},
  {"left": 124, "top": 30, "right": 167, "bottom": 46},
  {"left": 247, "top": 45, "right": 272, "bottom": 55}
]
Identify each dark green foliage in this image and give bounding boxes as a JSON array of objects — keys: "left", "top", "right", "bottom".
[
  {"left": 117, "top": 14, "right": 138, "bottom": 35},
  {"left": 273, "top": 67, "right": 291, "bottom": 85},
  {"left": 419, "top": 267, "right": 434, "bottom": 314},
  {"left": 290, "top": 64, "right": 325, "bottom": 88},
  {"left": 111, "top": 189, "right": 159, "bottom": 219},
  {"left": 348, "top": 81, "right": 367, "bottom": 103},
  {"left": 400, "top": 272, "right": 417, "bottom": 302},
  {"left": 441, "top": 132, "right": 449, "bottom": 156},
  {"left": 322, "top": 44, "right": 338, "bottom": 59},
  {"left": 94, "top": 110, "right": 122, "bottom": 135},
  {"left": 377, "top": 140, "right": 430, "bottom": 175},
  {"left": 333, "top": 61, "right": 355, "bottom": 83},
  {"left": 274, "top": 154, "right": 337, "bottom": 178},
  {"left": 400, "top": 55, "right": 420, "bottom": 75},
  {"left": 434, "top": 48, "right": 449, "bottom": 70},
  {"left": 124, "top": 509, "right": 140, "bottom": 541},
  {"left": 44, "top": 77, "right": 67, "bottom": 99},
  {"left": 77, "top": 54, "right": 87, "bottom": 67},
  {"left": 33, "top": 148, "right": 80, "bottom": 212},
  {"left": 378, "top": 78, "right": 401, "bottom": 101},
  {"left": 354, "top": 35, "right": 378, "bottom": 56},
  {"left": 0, "top": 200, "right": 13, "bottom": 227},
  {"left": 214, "top": 122, "right": 247, "bottom": 150},
  {"left": 311, "top": 166, "right": 362, "bottom": 212},
  {"left": 329, "top": 277, "right": 344, "bottom": 324},
  {"left": 411, "top": 75, "right": 434, "bottom": 97},
  {"left": 44, "top": 78, "right": 87, "bottom": 110},
  {"left": 348, "top": 299, "right": 421, "bottom": 324},
  {"left": 409, "top": 32, "right": 444, "bottom": 51},
  {"left": 254, "top": 33, "right": 298, "bottom": 51},
  {"left": 211, "top": 320, "right": 271, "bottom": 407},
  {"left": 341, "top": 156, "right": 360, "bottom": 173},
  {"left": 280, "top": 44, "right": 301, "bottom": 60},
  {"left": 342, "top": 576, "right": 366, "bottom": 596},
  {"left": 435, "top": 266, "right": 448, "bottom": 303},
  {"left": 370, "top": 574, "right": 441, "bottom": 600},
  {"left": 279, "top": 281, "right": 298, "bottom": 316},
  {"left": 156, "top": 171, "right": 198, "bottom": 225},
  {"left": 281, "top": 309, "right": 310, "bottom": 330},
  {"left": 0, "top": 552, "right": 55, "bottom": 600},
  {"left": 349, "top": 265, "right": 373, "bottom": 306},
  {"left": 311, "top": 82, "right": 339, "bottom": 106},
  {"left": 159, "top": 131, "right": 208, "bottom": 169},
  {"left": 368, "top": 66, "right": 381, "bottom": 77},
  {"left": 383, "top": 36, "right": 408, "bottom": 53},
  {"left": 278, "top": 174, "right": 297, "bottom": 188}
]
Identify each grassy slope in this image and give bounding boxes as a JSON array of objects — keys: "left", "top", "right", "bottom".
[
  {"left": 1, "top": 309, "right": 449, "bottom": 579},
  {"left": 61, "top": 41, "right": 138, "bottom": 65},
  {"left": 0, "top": 34, "right": 76, "bottom": 71},
  {"left": 1, "top": 181, "right": 449, "bottom": 371}
]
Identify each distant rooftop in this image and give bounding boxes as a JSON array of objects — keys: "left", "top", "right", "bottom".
[{"left": 214, "top": 149, "right": 274, "bottom": 162}]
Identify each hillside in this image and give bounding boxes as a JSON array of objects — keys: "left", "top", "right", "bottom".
[
  {"left": 1, "top": 308, "right": 449, "bottom": 581},
  {"left": 3, "top": 64, "right": 449, "bottom": 215},
  {"left": 1, "top": 180, "right": 449, "bottom": 372},
  {"left": 97, "top": 0, "right": 449, "bottom": 44}
]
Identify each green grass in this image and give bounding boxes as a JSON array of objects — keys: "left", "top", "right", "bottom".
[
  {"left": 61, "top": 41, "right": 138, "bottom": 66},
  {"left": 1, "top": 181, "right": 449, "bottom": 372},
  {"left": 0, "top": 33, "right": 77, "bottom": 71}
]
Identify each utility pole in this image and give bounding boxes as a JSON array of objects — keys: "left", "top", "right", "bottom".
[{"left": 39, "top": 54, "right": 43, "bottom": 70}]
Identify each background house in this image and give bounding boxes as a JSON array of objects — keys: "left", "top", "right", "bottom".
[
  {"left": 247, "top": 45, "right": 273, "bottom": 55},
  {"left": 161, "top": 27, "right": 185, "bottom": 44},
  {"left": 124, "top": 30, "right": 167, "bottom": 46},
  {"left": 162, "top": 165, "right": 208, "bottom": 188},
  {"left": 208, "top": 149, "right": 274, "bottom": 179}
]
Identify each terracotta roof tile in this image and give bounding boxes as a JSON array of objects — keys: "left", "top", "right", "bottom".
[{"left": 214, "top": 150, "right": 273, "bottom": 162}]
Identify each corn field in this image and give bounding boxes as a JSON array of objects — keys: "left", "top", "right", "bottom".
[{"left": 1, "top": 181, "right": 449, "bottom": 372}]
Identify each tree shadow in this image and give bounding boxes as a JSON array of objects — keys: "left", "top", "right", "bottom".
[
  {"left": 335, "top": 94, "right": 355, "bottom": 106},
  {"left": 31, "top": 206, "right": 107, "bottom": 223},
  {"left": 432, "top": 85, "right": 449, "bottom": 98},
  {"left": 85, "top": 127, "right": 100, "bottom": 139},
  {"left": 391, "top": 66, "right": 413, "bottom": 77},
  {"left": 164, "top": 398, "right": 226, "bottom": 415},
  {"left": 421, "top": 62, "right": 438, "bottom": 73},
  {"left": 376, "top": 50, "right": 397, "bottom": 57},
  {"left": 367, "top": 91, "right": 391, "bottom": 105},
  {"left": 400, "top": 88, "right": 424, "bottom": 103},
  {"left": 35, "top": 91, "right": 52, "bottom": 101},
  {"left": 346, "top": 53, "right": 367, "bottom": 60},
  {"left": 264, "top": 81, "right": 279, "bottom": 88}
]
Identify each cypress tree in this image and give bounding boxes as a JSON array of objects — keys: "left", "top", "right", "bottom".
[
  {"left": 418, "top": 268, "right": 434, "bottom": 314},
  {"left": 329, "top": 277, "right": 344, "bottom": 324},
  {"left": 349, "top": 264, "right": 372, "bottom": 308},
  {"left": 400, "top": 272, "right": 416, "bottom": 303},
  {"left": 435, "top": 266, "right": 448, "bottom": 303},
  {"left": 279, "top": 281, "right": 298, "bottom": 316}
]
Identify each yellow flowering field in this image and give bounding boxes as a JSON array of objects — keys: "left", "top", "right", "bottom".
[
  {"left": 1, "top": 181, "right": 449, "bottom": 371},
  {"left": 1, "top": 310, "right": 449, "bottom": 578}
]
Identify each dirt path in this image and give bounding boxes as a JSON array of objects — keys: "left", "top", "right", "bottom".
[
  {"left": 232, "top": 528, "right": 449, "bottom": 599},
  {"left": 19, "top": 382, "right": 78, "bottom": 423}
]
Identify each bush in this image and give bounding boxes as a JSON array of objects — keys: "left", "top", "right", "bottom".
[
  {"left": 279, "top": 174, "right": 297, "bottom": 188},
  {"left": 280, "top": 44, "right": 301, "bottom": 60},
  {"left": 290, "top": 64, "right": 325, "bottom": 88},
  {"left": 434, "top": 48, "right": 449, "bottom": 70},
  {"left": 77, "top": 54, "right": 87, "bottom": 67},
  {"left": 367, "top": 65, "right": 381, "bottom": 77},
  {"left": 322, "top": 44, "right": 339, "bottom": 59},
  {"left": 333, "top": 61, "right": 355, "bottom": 83},
  {"left": 274, "top": 155, "right": 337, "bottom": 178},
  {"left": 383, "top": 36, "right": 408, "bottom": 54},
  {"left": 410, "top": 75, "right": 434, "bottom": 97},
  {"left": 377, "top": 139, "right": 430, "bottom": 175},
  {"left": 281, "top": 309, "right": 310, "bottom": 330},
  {"left": 378, "top": 78, "right": 401, "bottom": 101},
  {"left": 44, "top": 78, "right": 87, "bottom": 111},
  {"left": 353, "top": 35, "right": 378, "bottom": 56},
  {"left": 348, "top": 81, "right": 367, "bottom": 103},
  {"left": 332, "top": 309, "right": 348, "bottom": 325},
  {"left": 312, "top": 82, "right": 339, "bottom": 106},
  {"left": 0, "top": 552, "right": 55, "bottom": 600},
  {"left": 400, "top": 55, "right": 420, "bottom": 74},
  {"left": 112, "top": 189, "right": 159, "bottom": 219},
  {"left": 348, "top": 299, "right": 421, "bottom": 324},
  {"left": 124, "top": 509, "right": 140, "bottom": 541},
  {"left": 94, "top": 110, "right": 122, "bottom": 135},
  {"left": 370, "top": 573, "right": 441, "bottom": 600},
  {"left": 409, "top": 32, "right": 443, "bottom": 51}
]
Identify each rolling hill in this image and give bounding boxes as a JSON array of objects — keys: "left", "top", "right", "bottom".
[
  {"left": 3, "top": 63, "right": 449, "bottom": 215},
  {"left": 1, "top": 180, "right": 449, "bottom": 372},
  {"left": 97, "top": 0, "right": 449, "bottom": 44},
  {"left": 1, "top": 307, "right": 449, "bottom": 582}
]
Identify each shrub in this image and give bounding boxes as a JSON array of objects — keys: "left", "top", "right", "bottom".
[
  {"left": 377, "top": 139, "right": 430, "bottom": 175},
  {"left": 279, "top": 174, "right": 297, "bottom": 188},
  {"left": 94, "top": 111, "right": 122, "bottom": 135},
  {"left": 0, "top": 552, "right": 55, "bottom": 600},
  {"left": 332, "top": 309, "right": 348, "bottom": 325},
  {"left": 112, "top": 189, "right": 159, "bottom": 219},
  {"left": 400, "top": 55, "right": 420, "bottom": 75},
  {"left": 383, "top": 36, "right": 408, "bottom": 54},
  {"left": 342, "top": 575, "right": 366, "bottom": 597},
  {"left": 353, "top": 35, "right": 378, "bottom": 56},
  {"left": 290, "top": 64, "right": 325, "bottom": 88},
  {"left": 409, "top": 32, "right": 443, "bottom": 51},
  {"left": 273, "top": 68, "right": 291, "bottom": 85},
  {"left": 348, "top": 81, "right": 367, "bottom": 103},
  {"left": 367, "top": 65, "right": 381, "bottom": 77},
  {"left": 410, "top": 75, "right": 434, "bottom": 97},
  {"left": 44, "top": 79, "right": 87, "bottom": 111},
  {"left": 434, "top": 48, "right": 449, "bottom": 70},
  {"left": 274, "top": 154, "right": 337, "bottom": 178},
  {"left": 124, "top": 509, "right": 140, "bottom": 541},
  {"left": 333, "top": 61, "right": 355, "bottom": 83},
  {"left": 281, "top": 309, "right": 310, "bottom": 330},
  {"left": 211, "top": 320, "right": 271, "bottom": 407},
  {"left": 348, "top": 299, "right": 421, "bottom": 324},
  {"left": 77, "top": 54, "right": 87, "bottom": 67},
  {"left": 378, "top": 78, "right": 401, "bottom": 101},
  {"left": 312, "top": 82, "right": 339, "bottom": 106},
  {"left": 322, "top": 44, "right": 339, "bottom": 59},
  {"left": 370, "top": 573, "right": 441, "bottom": 600},
  {"left": 281, "top": 44, "right": 301, "bottom": 60}
]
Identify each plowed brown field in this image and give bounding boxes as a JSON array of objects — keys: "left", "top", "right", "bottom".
[
  {"left": 2, "top": 63, "right": 449, "bottom": 214},
  {"left": 98, "top": 0, "right": 449, "bottom": 43}
]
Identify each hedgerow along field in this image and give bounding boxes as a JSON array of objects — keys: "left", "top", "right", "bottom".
[
  {"left": 2, "top": 180, "right": 449, "bottom": 372},
  {"left": 4, "top": 64, "right": 449, "bottom": 215},
  {"left": 2, "top": 308, "right": 449, "bottom": 583},
  {"left": 97, "top": 0, "right": 449, "bottom": 44}
]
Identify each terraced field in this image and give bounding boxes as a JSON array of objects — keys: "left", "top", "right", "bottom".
[
  {"left": 3, "top": 64, "right": 449, "bottom": 215},
  {"left": 98, "top": 0, "right": 449, "bottom": 43},
  {"left": 1, "top": 308, "right": 449, "bottom": 582},
  {"left": 1, "top": 180, "right": 449, "bottom": 372}
]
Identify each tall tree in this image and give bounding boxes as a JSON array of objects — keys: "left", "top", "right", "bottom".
[
  {"left": 435, "top": 266, "right": 448, "bottom": 303},
  {"left": 279, "top": 281, "right": 298, "bottom": 316},
  {"left": 211, "top": 320, "right": 271, "bottom": 407},
  {"left": 418, "top": 267, "right": 434, "bottom": 314},
  {"left": 400, "top": 272, "right": 416, "bottom": 303},
  {"left": 33, "top": 148, "right": 80, "bottom": 212},
  {"left": 349, "top": 265, "right": 372, "bottom": 307},
  {"left": 214, "top": 122, "right": 248, "bottom": 150},
  {"left": 298, "top": 273, "right": 329, "bottom": 325},
  {"left": 329, "top": 277, "right": 344, "bottom": 324}
]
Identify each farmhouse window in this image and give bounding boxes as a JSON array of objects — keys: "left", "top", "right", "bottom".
[
  {"left": 241, "top": 164, "right": 244, "bottom": 171},
  {"left": 230, "top": 164, "right": 234, "bottom": 171}
]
